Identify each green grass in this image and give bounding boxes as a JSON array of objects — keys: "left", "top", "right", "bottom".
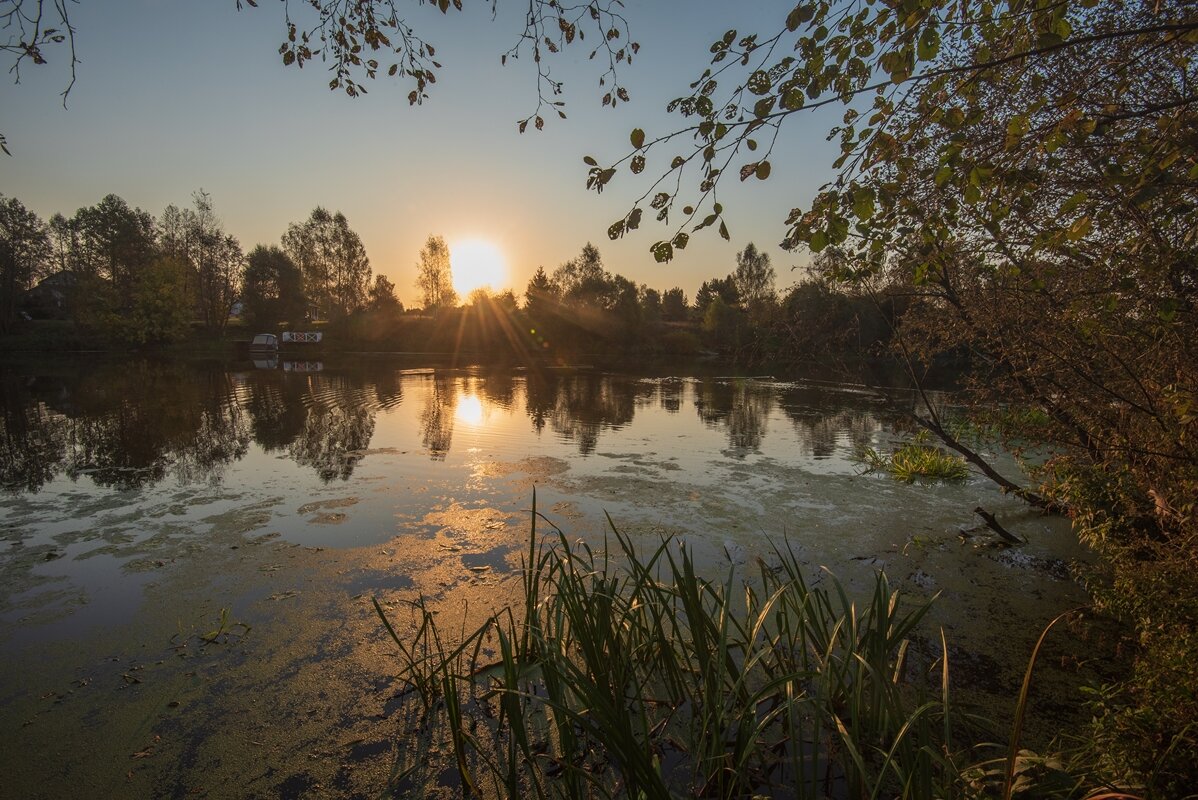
[
  {"left": 370, "top": 495, "right": 1141, "bottom": 799},
  {"left": 859, "top": 437, "right": 971, "bottom": 483}
]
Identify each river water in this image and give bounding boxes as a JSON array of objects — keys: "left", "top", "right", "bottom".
[{"left": 0, "top": 357, "right": 1092, "bottom": 797}]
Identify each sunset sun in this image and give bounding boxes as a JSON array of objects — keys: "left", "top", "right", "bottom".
[{"left": 450, "top": 239, "right": 509, "bottom": 297}]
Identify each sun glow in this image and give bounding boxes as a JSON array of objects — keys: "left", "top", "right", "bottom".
[
  {"left": 455, "top": 394, "right": 485, "bottom": 427},
  {"left": 450, "top": 239, "right": 509, "bottom": 297}
]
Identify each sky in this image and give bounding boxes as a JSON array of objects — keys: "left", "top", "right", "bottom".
[{"left": 1, "top": 1, "right": 841, "bottom": 307}]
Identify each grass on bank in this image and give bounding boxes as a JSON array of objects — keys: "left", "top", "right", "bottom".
[{"left": 372, "top": 496, "right": 1141, "bottom": 800}]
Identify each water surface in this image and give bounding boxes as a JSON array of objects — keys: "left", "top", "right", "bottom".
[{"left": 0, "top": 358, "right": 1090, "bottom": 797}]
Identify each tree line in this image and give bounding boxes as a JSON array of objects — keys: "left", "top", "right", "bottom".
[
  {"left": 348, "top": 233, "right": 903, "bottom": 369},
  {"left": 0, "top": 190, "right": 392, "bottom": 341},
  {"left": 5, "top": 196, "right": 903, "bottom": 369}
]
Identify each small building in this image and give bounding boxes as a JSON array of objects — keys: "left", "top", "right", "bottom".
[{"left": 249, "top": 333, "right": 278, "bottom": 352}]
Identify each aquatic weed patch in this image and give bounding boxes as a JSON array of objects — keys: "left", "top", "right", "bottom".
[
  {"left": 371, "top": 498, "right": 1146, "bottom": 799},
  {"left": 373, "top": 499, "right": 977, "bottom": 798},
  {"left": 860, "top": 437, "right": 970, "bottom": 483}
]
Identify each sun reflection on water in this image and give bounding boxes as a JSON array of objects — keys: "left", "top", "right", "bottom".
[{"left": 455, "top": 394, "right": 485, "bottom": 426}]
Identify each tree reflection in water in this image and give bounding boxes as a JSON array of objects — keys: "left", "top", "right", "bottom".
[
  {"left": 0, "top": 375, "right": 67, "bottom": 491},
  {"left": 548, "top": 373, "right": 636, "bottom": 456},
  {"left": 419, "top": 373, "right": 455, "bottom": 461},
  {"left": 524, "top": 371, "right": 556, "bottom": 435},
  {"left": 694, "top": 380, "right": 774, "bottom": 456},
  {"left": 289, "top": 405, "right": 375, "bottom": 481},
  {"left": 288, "top": 373, "right": 378, "bottom": 480},
  {"left": 0, "top": 361, "right": 901, "bottom": 492},
  {"left": 246, "top": 372, "right": 310, "bottom": 452},
  {"left": 775, "top": 385, "right": 890, "bottom": 460},
  {"left": 659, "top": 378, "right": 683, "bottom": 413}
]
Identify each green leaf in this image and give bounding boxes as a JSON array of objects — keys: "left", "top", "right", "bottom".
[
  {"left": 809, "top": 230, "right": 829, "bottom": 252},
  {"left": 755, "top": 161, "right": 772, "bottom": 180},
  {"left": 747, "top": 71, "right": 772, "bottom": 95},
  {"left": 781, "top": 88, "right": 805, "bottom": 110},
  {"left": 1067, "top": 216, "right": 1091, "bottom": 240},
  {"left": 630, "top": 128, "right": 645, "bottom": 149},
  {"left": 786, "top": 3, "right": 814, "bottom": 31},
  {"left": 754, "top": 97, "right": 777, "bottom": 118},
  {"left": 917, "top": 26, "right": 940, "bottom": 61},
  {"left": 934, "top": 164, "right": 953, "bottom": 187},
  {"left": 828, "top": 215, "right": 849, "bottom": 244},
  {"left": 1061, "top": 191, "right": 1087, "bottom": 214},
  {"left": 1005, "top": 115, "right": 1029, "bottom": 150},
  {"left": 852, "top": 188, "right": 875, "bottom": 220}
]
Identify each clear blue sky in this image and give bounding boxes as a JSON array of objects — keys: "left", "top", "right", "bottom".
[{"left": 1, "top": 1, "right": 839, "bottom": 306}]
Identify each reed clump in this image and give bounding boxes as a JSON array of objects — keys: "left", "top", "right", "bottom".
[
  {"left": 860, "top": 433, "right": 970, "bottom": 483},
  {"left": 373, "top": 499, "right": 1133, "bottom": 799}
]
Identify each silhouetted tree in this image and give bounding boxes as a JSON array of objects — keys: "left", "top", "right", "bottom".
[
  {"left": 105, "top": 256, "right": 193, "bottom": 345},
  {"left": 702, "top": 295, "right": 744, "bottom": 356},
  {"left": 184, "top": 191, "right": 244, "bottom": 332},
  {"left": 639, "top": 285, "right": 662, "bottom": 323},
  {"left": 415, "top": 234, "right": 457, "bottom": 311},
  {"left": 68, "top": 194, "right": 157, "bottom": 316},
  {"left": 733, "top": 243, "right": 775, "bottom": 311},
  {"left": 283, "top": 207, "right": 371, "bottom": 319},
  {"left": 693, "top": 277, "right": 739, "bottom": 319},
  {"left": 553, "top": 242, "right": 607, "bottom": 304},
  {"left": 243, "top": 245, "right": 307, "bottom": 327},
  {"left": 661, "top": 287, "right": 688, "bottom": 321},
  {"left": 367, "top": 273, "right": 403, "bottom": 313},
  {"left": 0, "top": 195, "right": 50, "bottom": 333}
]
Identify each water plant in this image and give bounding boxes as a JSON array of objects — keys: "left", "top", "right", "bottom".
[
  {"left": 200, "top": 606, "right": 250, "bottom": 644},
  {"left": 378, "top": 495, "right": 1122, "bottom": 799},
  {"left": 859, "top": 434, "right": 971, "bottom": 483}
]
